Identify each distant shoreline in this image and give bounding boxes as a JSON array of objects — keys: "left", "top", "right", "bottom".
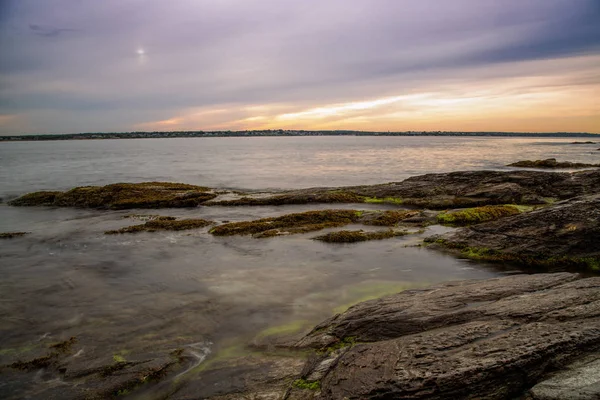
[{"left": 0, "top": 130, "right": 598, "bottom": 142}]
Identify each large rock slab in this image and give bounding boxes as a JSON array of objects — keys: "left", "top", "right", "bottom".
[
  {"left": 287, "top": 273, "right": 600, "bottom": 400},
  {"left": 207, "top": 170, "right": 600, "bottom": 209}
]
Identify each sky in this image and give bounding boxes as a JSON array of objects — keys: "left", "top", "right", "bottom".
[{"left": 0, "top": 0, "right": 599, "bottom": 135}]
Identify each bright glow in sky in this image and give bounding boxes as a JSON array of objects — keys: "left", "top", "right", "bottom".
[{"left": 0, "top": 0, "right": 598, "bottom": 134}]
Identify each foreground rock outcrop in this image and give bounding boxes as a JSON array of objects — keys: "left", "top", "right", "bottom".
[
  {"left": 282, "top": 273, "right": 600, "bottom": 399},
  {"left": 429, "top": 194, "right": 600, "bottom": 271}
]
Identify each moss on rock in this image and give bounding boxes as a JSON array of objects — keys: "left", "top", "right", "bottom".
[
  {"left": 313, "top": 229, "right": 414, "bottom": 243},
  {"left": 9, "top": 182, "right": 216, "bottom": 209},
  {"left": 436, "top": 205, "right": 521, "bottom": 225}
]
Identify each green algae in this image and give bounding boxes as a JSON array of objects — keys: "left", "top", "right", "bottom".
[
  {"left": 332, "top": 281, "right": 425, "bottom": 314},
  {"left": 105, "top": 217, "right": 213, "bottom": 234},
  {"left": 210, "top": 210, "right": 361, "bottom": 237},
  {"left": 293, "top": 378, "right": 321, "bottom": 390},
  {"left": 363, "top": 196, "right": 404, "bottom": 205},
  {"left": 436, "top": 205, "right": 521, "bottom": 225},
  {"left": 317, "top": 336, "right": 357, "bottom": 355},
  {"left": 113, "top": 354, "right": 127, "bottom": 363}
]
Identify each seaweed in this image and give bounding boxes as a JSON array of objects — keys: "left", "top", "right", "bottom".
[
  {"left": 313, "top": 229, "right": 415, "bottom": 243},
  {"left": 210, "top": 210, "right": 361, "bottom": 237},
  {"left": 49, "top": 336, "right": 77, "bottom": 353}
]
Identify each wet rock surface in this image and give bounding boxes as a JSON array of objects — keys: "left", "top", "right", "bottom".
[
  {"left": 282, "top": 273, "right": 600, "bottom": 400},
  {"left": 205, "top": 170, "right": 600, "bottom": 209},
  {"left": 430, "top": 194, "right": 600, "bottom": 271}
]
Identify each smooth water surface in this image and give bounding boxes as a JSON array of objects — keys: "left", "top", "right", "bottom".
[{"left": 1, "top": 136, "right": 598, "bottom": 198}]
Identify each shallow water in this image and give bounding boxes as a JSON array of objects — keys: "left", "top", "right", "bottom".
[{"left": 0, "top": 136, "right": 597, "bottom": 398}]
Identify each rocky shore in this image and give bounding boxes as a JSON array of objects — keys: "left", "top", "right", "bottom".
[{"left": 3, "top": 168, "right": 599, "bottom": 399}]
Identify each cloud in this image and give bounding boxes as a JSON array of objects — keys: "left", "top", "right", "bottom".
[
  {"left": 28, "top": 24, "right": 78, "bottom": 37},
  {"left": 0, "top": 0, "right": 599, "bottom": 134}
]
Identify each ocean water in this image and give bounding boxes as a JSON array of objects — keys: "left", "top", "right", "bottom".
[{"left": 0, "top": 136, "right": 598, "bottom": 398}]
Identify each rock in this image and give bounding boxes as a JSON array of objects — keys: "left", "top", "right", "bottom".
[
  {"left": 104, "top": 217, "right": 213, "bottom": 234},
  {"left": 8, "top": 182, "right": 217, "bottom": 209},
  {"left": 429, "top": 194, "right": 600, "bottom": 271},
  {"left": 288, "top": 273, "right": 600, "bottom": 400},
  {"left": 508, "top": 159, "right": 600, "bottom": 169},
  {"left": 529, "top": 352, "right": 600, "bottom": 400},
  {"left": 206, "top": 170, "right": 600, "bottom": 209}
]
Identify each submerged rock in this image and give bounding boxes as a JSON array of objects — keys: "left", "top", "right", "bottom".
[
  {"left": 0, "top": 232, "right": 30, "bottom": 239},
  {"left": 313, "top": 229, "right": 416, "bottom": 243},
  {"left": 209, "top": 210, "right": 363, "bottom": 237},
  {"left": 429, "top": 194, "right": 600, "bottom": 271},
  {"left": 508, "top": 158, "right": 600, "bottom": 169},
  {"left": 8, "top": 182, "right": 217, "bottom": 209},
  {"left": 105, "top": 216, "right": 213, "bottom": 234}
]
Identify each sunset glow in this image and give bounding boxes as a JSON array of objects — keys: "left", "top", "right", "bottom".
[{"left": 0, "top": 0, "right": 598, "bottom": 134}]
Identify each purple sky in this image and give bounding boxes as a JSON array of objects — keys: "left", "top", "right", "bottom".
[{"left": 0, "top": 0, "right": 599, "bottom": 134}]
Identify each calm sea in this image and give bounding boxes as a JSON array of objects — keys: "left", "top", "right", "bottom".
[{"left": 0, "top": 136, "right": 597, "bottom": 398}]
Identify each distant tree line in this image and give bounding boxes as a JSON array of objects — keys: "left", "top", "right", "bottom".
[{"left": 0, "top": 130, "right": 598, "bottom": 141}]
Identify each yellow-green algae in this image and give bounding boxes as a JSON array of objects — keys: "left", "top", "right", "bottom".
[
  {"left": 363, "top": 196, "right": 404, "bottom": 205},
  {"left": 436, "top": 205, "right": 521, "bottom": 225},
  {"left": 332, "top": 281, "right": 426, "bottom": 314},
  {"left": 105, "top": 217, "right": 213, "bottom": 234},
  {"left": 256, "top": 320, "right": 312, "bottom": 339},
  {"left": 293, "top": 378, "right": 321, "bottom": 390}
]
